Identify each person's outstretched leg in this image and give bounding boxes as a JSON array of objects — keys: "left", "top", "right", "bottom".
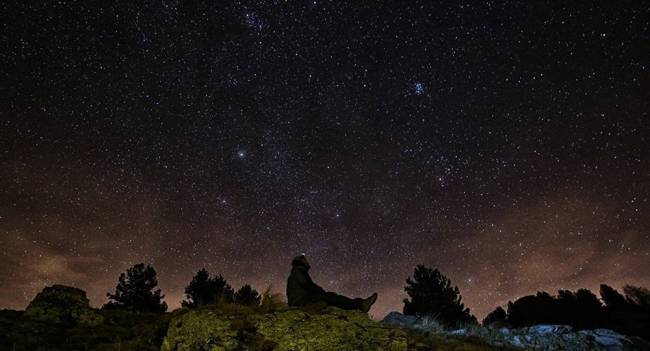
[
  {"left": 313, "top": 291, "right": 377, "bottom": 311},
  {"left": 319, "top": 291, "right": 362, "bottom": 310}
]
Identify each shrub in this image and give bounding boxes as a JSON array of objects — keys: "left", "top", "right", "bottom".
[
  {"left": 234, "top": 285, "right": 261, "bottom": 306},
  {"left": 259, "top": 286, "right": 286, "bottom": 313}
]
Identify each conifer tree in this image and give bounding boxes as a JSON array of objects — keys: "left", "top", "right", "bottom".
[
  {"left": 105, "top": 263, "right": 167, "bottom": 313},
  {"left": 234, "top": 284, "right": 261, "bottom": 306},
  {"left": 403, "top": 265, "right": 476, "bottom": 326},
  {"left": 182, "top": 268, "right": 234, "bottom": 307}
]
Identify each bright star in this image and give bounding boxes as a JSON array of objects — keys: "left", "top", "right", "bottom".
[{"left": 414, "top": 82, "right": 425, "bottom": 95}]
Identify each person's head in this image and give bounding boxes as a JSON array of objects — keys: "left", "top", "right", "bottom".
[{"left": 292, "top": 253, "right": 310, "bottom": 269}]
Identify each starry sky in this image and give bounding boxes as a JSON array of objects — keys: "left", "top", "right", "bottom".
[{"left": 1, "top": 1, "right": 648, "bottom": 319}]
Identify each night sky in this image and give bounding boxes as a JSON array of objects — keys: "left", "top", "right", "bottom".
[{"left": 1, "top": 1, "right": 648, "bottom": 319}]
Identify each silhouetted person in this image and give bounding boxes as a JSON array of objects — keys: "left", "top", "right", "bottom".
[{"left": 286, "top": 254, "right": 377, "bottom": 312}]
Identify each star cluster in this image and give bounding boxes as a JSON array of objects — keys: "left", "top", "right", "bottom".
[{"left": 1, "top": 1, "right": 648, "bottom": 318}]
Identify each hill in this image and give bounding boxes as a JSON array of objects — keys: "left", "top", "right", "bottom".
[{"left": 0, "top": 285, "right": 499, "bottom": 351}]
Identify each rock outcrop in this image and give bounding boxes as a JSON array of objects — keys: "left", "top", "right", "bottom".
[
  {"left": 490, "top": 325, "right": 650, "bottom": 351},
  {"left": 382, "top": 311, "right": 650, "bottom": 351},
  {"left": 162, "top": 306, "right": 408, "bottom": 351},
  {"left": 382, "top": 311, "right": 445, "bottom": 332},
  {"left": 24, "top": 284, "right": 103, "bottom": 327},
  {"left": 162, "top": 305, "right": 506, "bottom": 351}
]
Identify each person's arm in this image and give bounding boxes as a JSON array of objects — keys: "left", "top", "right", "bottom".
[{"left": 296, "top": 270, "right": 325, "bottom": 294}]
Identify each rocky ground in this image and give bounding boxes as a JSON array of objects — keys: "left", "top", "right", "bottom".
[
  {"left": 0, "top": 285, "right": 170, "bottom": 351},
  {"left": 161, "top": 304, "right": 500, "bottom": 351},
  {"left": 1, "top": 285, "right": 499, "bottom": 351},
  {"left": 2, "top": 285, "right": 648, "bottom": 350},
  {"left": 383, "top": 311, "right": 650, "bottom": 351}
]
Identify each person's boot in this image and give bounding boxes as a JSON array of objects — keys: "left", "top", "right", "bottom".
[{"left": 360, "top": 293, "right": 378, "bottom": 313}]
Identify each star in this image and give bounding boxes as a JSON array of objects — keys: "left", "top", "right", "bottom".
[
  {"left": 0, "top": 1, "right": 646, "bottom": 324},
  {"left": 414, "top": 82, "right": 425, "bottom": 95}
]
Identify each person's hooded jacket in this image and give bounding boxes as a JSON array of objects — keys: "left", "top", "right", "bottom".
[{"left": 286, "top": 255, "right": 325, "bottom": 306}]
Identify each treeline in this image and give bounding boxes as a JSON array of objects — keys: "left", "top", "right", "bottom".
[
  {"left": 100, "top": 263, "right": 649, "bottom": 340},
  {"left": 102, "top": 264, "right": 268, "bottom": 313},
  {"left": 400, "top": 265, "right": 648, "bottom": 341},
  {"left": 483, "top": 285, "right": 650, "bottom": 339},
  {"left": 100, "top": 263, "right": 477, "bottom": 322}
]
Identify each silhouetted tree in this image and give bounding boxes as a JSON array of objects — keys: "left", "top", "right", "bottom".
[
  {"left": 623, "top": 285, "right": 650, "bottom": 310},
  {"left": 600, "top": 284, "right": 628, "bottom": 309},
  {"left": 556, "top": 290, "right": 578, "bottom": 324},
  {"left": 573, "top": 289, "right": 602, "bottom": 328},
  {"left": 403, "top": 265, "right": 476, "bottom": 326},
  {"left": 104, "top": 263, "right": 167, "bottom": 313},
  {"left": 506, "top": 289, "right": 602, "bottom": 328},
  {"left": 618, "top": 285, "right": 650, "bottom": 339},
  {"left": 552, "top": 289, "right": 602, "bottom": 327},
  {"left": 492, "top": 285, "right": 650, "bottom": 340},
  {"left": 599, "top": 284, "right": 650, "bottom": 340},
  {"left": 234, "top": 285, "right": 261, "bottom": 306},
  {"left": 507, "top": 291, "right": 557, "bottom": 327},
  {"left": 482, "top": 306, "right": 506, "bottom": 326},
  {"left": 182, "top": 268, "right": 234, "bottom": 307}
]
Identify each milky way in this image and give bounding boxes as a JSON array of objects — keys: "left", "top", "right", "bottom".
[{"left": 1, "top": 1, "right": 648, "bottom": 319}]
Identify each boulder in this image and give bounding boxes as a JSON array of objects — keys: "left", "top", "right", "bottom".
[
  {"left": 526, "top": 324, "right": 573, "bottom": 334},
  {"left": 492, "top": 326, "right": 648, "bottom": 350},
  {"left": 579, "top": 329, "right": 630, "bottom": 351},
  {"left": 498, "top": 327, "right": 511, "bottom": 334},
  {"left": 381, "top": 311, "right": 445, "bottom": 332},
  {"left": 382, "top": 311, "right": 418, "bottom": 328},
  {"left": 24, "top": 285, "right": 103, "bottom": 327},
  {"left": 449, "top": 328, "right": 467, "bottom": 336}
]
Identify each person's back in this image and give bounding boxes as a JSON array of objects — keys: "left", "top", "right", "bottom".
[
  {"left": 286, "top": 254, "right": 377, "bottom": 312},
  {"left": 286, "top": 255, "right": 324, "bottom": 306}
]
